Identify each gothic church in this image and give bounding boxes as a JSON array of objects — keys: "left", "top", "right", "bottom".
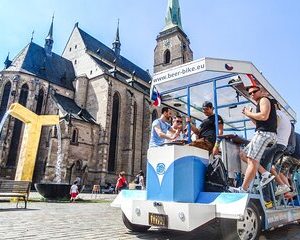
[{"left": 0, "top": 0, "right": 192, "bottom": 187}]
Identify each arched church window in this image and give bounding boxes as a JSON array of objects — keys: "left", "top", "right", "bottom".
[
  {"left": 35, "top": 89, "right": 44, "bottom": 115},
  {"left": 46, "top": 129, "right": 52, "bottom": 147},
  {"left": 0, "top": 81, "right": 11, "bottom": 119},
  {"left": 7, "top": 83, "right": 29, "bottom": 167},
  {"left": 43, "top": 157, "right": 48, "bottom": 174},
  {"left": 164, "top": 49, "right": 171, "bottom": 64},
  {"left": 71, "top": 128, "right": 79, "bottom": 144},
  {"left": 131, "top": 102, "right": 137, "bottom": 175},
  {"left": 75, "top": 160, "right": 82, "bottom": 171},
  {"left": 19, "top": 84, "right": 29, "bottom": 106},
  {"left": 108, "top": 92, "right": 120, "bottom": 172},
  {"left": 151, "top": 110, "right": 158, "bottom": 123},
  {"left": 53, "top": 126, "right": 57, "bottom": 138}
]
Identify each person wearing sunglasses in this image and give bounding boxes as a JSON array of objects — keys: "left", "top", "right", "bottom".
[
  {"left": 165, "top": 115, "right": 184, "bottom": 143},
  {"left": 229, "top": 86, "right": 277, "bottom": 193},
  {"left": 186, "top": 101, "right": 224, "bottom": 156}
]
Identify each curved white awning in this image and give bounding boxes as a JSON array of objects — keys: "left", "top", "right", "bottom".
[{"left": 151, "top": 57, "right": 296, "bottom": 133}]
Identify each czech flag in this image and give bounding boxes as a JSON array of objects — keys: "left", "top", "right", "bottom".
[{"left": 151, "top": 86, "right": 161, "bottom": 107}]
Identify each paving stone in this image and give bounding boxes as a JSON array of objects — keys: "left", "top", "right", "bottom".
[{"left": 0, "top": 192, "right": 299, "bottom": 239}]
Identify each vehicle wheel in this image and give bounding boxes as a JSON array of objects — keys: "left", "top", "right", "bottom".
[
  {"left": 220, "top": 202, "right": 262, "bottom": 240},
  {"left": 122, "top": 212, "right": 150, "bottom": 232}
]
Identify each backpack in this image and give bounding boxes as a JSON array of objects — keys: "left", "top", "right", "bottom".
[
  {"left": 292, "top": 132, "right": 300, "bottom": 159},
  {"left": 205, "top": 157, "right": 228, "bottom": 192},
  {"left": 134, "top": 175, "right": 140, "bottom": 184},
  {"left": 285, "top": 123, "right": 296, "bottom": 156}
]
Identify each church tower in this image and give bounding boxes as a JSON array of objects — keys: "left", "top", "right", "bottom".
[
  {"left": 44, "top": 15, "right": 54, "bottom": 56},
  {"left": 153, "top": 0, "right": 193, "bottom": 73}
]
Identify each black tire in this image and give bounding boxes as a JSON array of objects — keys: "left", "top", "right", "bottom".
[
  {"left": 122, "top": 212, "right": 150, "bottom": 232},
  {"left": 220, "top": 202, "right": 262, "bottom": 240}
]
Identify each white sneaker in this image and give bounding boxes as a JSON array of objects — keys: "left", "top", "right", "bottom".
[
  {"left": 275, "top": 184, "right": 290, "bottom": 196},
  {"left": 228, "top": 186, "right": 247, "bottom": 193},
  {"left": 260, "top": 172, "right": 275, "bottom": 187}
]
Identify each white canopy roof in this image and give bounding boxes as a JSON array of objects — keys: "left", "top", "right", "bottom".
[{"left": 151, "top": 57, "right": 296, "bottom": 133}]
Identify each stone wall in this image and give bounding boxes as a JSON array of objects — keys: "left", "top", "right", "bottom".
[{"left": 0, "top": 72, "right": 74, "bottom": 180}]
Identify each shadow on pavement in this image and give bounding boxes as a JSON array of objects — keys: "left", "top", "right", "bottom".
[
  {"left": 124, "top": 222, "right": 300, "bottom": 240},
  {"left": 124, "top": 220, "right": 223, "bottom": 240},
  {"left": 0, "top": 208, "right": 40, "bottom": 212},
  {"left": 260, "top": 223, "right": 300, "bottom": 240}
]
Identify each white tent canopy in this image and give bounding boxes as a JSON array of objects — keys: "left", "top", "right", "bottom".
[{"left": 151, "top": 57, "right": 296, "bottom": 133}]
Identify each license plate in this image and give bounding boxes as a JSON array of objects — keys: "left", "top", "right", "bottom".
[{"left": 148, "top": 213, "right": 168, "bottom": 228}]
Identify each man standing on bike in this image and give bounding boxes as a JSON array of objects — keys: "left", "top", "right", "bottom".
[{"left": 230, "top": 86, "right": 277, "bottom": 193}]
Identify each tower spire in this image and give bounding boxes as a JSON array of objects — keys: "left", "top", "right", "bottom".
[
  {"left": 4, "top": 52, "right": 12, "bottom": 69},
  {"left": 31, "top": 30, "right": 35, "bottom": 42},
  {"left": 163, "top": 0, "right": 183, "bottom": 31},
  {"left": 112, "top": 19, "right": 121, "bottom": 56},
  {"left": 46, "top": 14, "right": 54, "bottom": 41},
  {"left": 45, "top": 14, "right": 54, "bottom": 56}
]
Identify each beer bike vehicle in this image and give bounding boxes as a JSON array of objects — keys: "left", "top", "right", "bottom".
[{"left": 112, "top": 57, "right": 300, "bottom": 240}]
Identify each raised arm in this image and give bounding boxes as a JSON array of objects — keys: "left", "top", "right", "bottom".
[
  {"left": 185, "top": 117, "right": 200, "bottom": 135},
  {"left": 243, "top": 97, "right": 271, "bottom": 121},
  {"left": 153, "top": 124, "right": 179, "bottom": 141}
]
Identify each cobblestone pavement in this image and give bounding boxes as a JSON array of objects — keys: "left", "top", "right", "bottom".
[{"left": 0, "top": 193, "right": 299, "bottom": 240}]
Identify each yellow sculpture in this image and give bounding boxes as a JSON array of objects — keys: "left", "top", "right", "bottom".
[{"left": 8, "top": 103, "right": 59, "bottom": 181}]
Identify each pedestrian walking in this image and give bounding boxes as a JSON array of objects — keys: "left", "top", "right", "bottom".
[{"left": 70, "top": 181, "right": 79, "bottom": 202}]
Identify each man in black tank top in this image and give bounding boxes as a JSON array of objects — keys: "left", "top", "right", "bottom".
[{"left": 229, "top": 86, "right": 277, "bottom": 193}]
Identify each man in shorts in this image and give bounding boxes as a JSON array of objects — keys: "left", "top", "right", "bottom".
[
  {"left": 259, "top": 100, "right": 292, "bottom": 196},
  {"left": 230, "top": 86, "right": 277, "bottom": 193}
]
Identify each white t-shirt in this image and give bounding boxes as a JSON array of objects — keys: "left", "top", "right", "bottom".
[
  {"left": 276, "top": 110, "right": 291, "bottom": 147},
  {"left": 138, "top": 175, "right": 144, "bottom": 186},
  {"left": 137, "top": 175, "right": 145, "bottom": 190},
  {"left": 70, "top": 184, "right": 78, "bottom": 193}
]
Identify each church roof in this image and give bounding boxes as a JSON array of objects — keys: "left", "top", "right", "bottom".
[
  {"left": 90, "top": 56, "right": 149, "bottom": 94},
  {"left": 90, "top": 56, "right": 112, "bottom": 71},
  {"left": 52, "top": 93, "right": 96, "bottom": 124},
  {"left": 77, "top": 27, "right": 151, "bottom": 83},
  {"left": 4, "top": 42, "right": 75, "bottom": 90}
]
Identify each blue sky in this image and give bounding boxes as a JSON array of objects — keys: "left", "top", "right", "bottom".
[{"left": 0, "top": 0, "right": 300, "bottom": 130}]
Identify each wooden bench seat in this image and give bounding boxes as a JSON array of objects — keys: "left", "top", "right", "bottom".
[{"left": 0, "top": 180, "right": 31, "bottom": 208}]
